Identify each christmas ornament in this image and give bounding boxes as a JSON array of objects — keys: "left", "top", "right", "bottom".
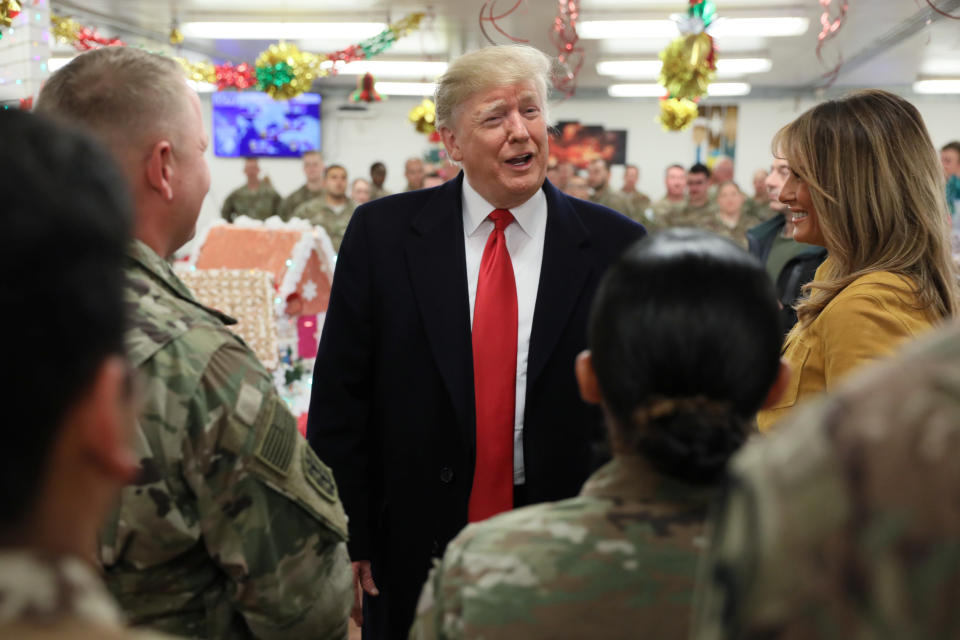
[
  {"left": 351, "top": 73, "right": 382, "bottom": 103},
  {"left": 658, "top": 97, "right": 699, "bottom": 131},
  {"left": 409, "top": 99, "right": 437, "bottom": 135}
]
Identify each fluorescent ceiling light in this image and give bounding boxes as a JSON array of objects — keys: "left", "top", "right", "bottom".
[
  {"left": 597, "top": 57, "right": 771, "bottom": 78},
  {"left": 182, "top": 21, "right": 386, "bottom": 40},
  {"left": 375, "top": 82, "right": 437, "bottom": 96},
  {"left": 608, "top": 84, "right": 666, "bottom": 97},
  {"left": 580, "top": 17, "right": 808, "bottom": 39},
  {"left": 47, "top": 56, "right": 75, "bottom": 72},
  {"left": 580, "top": 20, "right": 676, "bottom": 39},
  {"left": 709, "top": 17, "right": 808, "bottom": 37},
  {"left": 186, "top": 80, "right": 217, "bottom": 93},
  {"left": 707, "top": 82, "right": 751, "bottom": 96},
  {"left": 319, "top": 60, "right": 448, "bottom": 78},
  {"left": 920, "top": 60, "right": 960, "bottom": 76},
  {"left": 608, "top": 82, "right": 751, "bottom": 97},
  {"left": 913, "top": 79, "right": 960, "bottom": 94}
]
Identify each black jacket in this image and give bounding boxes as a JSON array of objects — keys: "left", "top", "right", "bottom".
[
  {"left": 306, "top": 174, "right": 644, "bottom": 638},
  {"left": 747, "top": 214, "right": 827, "bottom": 335}
]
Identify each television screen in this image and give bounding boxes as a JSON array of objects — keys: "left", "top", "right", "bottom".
[{"left": 212, "top": 91, "right": 321, "bottom": 158}]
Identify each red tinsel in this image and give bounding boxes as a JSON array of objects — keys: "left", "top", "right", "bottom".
[
  {"left": 73, "top": 26, "right": 124, "bottom": 51},
  {"left": 215, "top": 62, "right": 257, "bottom": 91},
  {"left": 550, "top": 0, "right": 583, "bottom": 99}
]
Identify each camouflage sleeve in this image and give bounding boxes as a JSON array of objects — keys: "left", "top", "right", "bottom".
[
  {"left": 221, "top": 192, "right": 236, "bottom": 222},
  {"left": 409, "top": 549, "right": 464, "bottom": 640},
  {"left": 271, "top": 190, "right": 282, "bottom": 218},
  {"left": 182, "top": 338, "right": 353, "bottom": 639},
  {"left": 691, "top": 399, "right": 851, "bottom": 640},
  {"left": 278, "top": 193, "right": 298, "bottom": 222}
]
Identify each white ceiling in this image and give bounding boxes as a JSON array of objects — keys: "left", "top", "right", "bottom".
[{"left": 51, "top": 0, "right": 960, "bottom": 97}]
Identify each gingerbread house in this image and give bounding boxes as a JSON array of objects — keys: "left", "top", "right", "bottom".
[
  {"left": 191, "top": 216, "right": 336, "bottom": 316},
  {"left": 178, "top": 268, "right": 280, "bottom": 369}
]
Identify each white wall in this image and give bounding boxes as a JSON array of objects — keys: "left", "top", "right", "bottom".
[{"left": 194, "top": 91, "right": 960, "bottom": 238}]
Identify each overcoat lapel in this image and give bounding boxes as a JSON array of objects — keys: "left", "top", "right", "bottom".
[
  {"left": 527, "top": 181, "right": 593, "bottom": 389},
  {"left": 404, "top": 174, "right": 476, "bottom": 444}
]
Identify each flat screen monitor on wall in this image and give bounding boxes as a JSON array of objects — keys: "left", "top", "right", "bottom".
[{"left": 212, "top": 91, "right": 321, "bottom": 158}]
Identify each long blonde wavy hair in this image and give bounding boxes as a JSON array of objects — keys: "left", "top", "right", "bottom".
[{"left": 773, "top": 89, "right": 959, "bottom": 327}]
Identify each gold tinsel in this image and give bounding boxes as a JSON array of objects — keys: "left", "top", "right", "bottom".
[
  {"left": 408, "top": 99, "right": 436, "bottom": 134},
  {"left": 0, "top": 0, "right": 21, "bottom": 29},
  {"left": 255, "top": 42, "right": 324, "bottom": 100},
  {"left": 659, "top": 33, "right": 716, "bottom": 101},
  {"left": 658, "top": 97, "right": 699, "bottom": 132},
  {"left": 51, "top": 12, "right": 81, "bottom": 43},
  {"left": 175, "top": 58, "right": 216, "bottom": 84},
  {"left": 169, "top": 27, "right": 184, "bottom": 45}
]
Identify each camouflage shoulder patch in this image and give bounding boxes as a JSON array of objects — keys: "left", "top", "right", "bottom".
[
  {"left": 254, "top": 397, "right": 296, "bottom": 476},
  {"left": 303, "top": 447, "right": 337, "bottom": 503}
]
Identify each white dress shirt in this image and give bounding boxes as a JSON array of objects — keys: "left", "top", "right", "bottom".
[{"left": 462, "top": 177, "right": 547, "bottom": 485}]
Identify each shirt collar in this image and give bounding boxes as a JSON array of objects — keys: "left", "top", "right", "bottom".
[{"left": 462, "top": 175, "right": 546, "bottom": 238}]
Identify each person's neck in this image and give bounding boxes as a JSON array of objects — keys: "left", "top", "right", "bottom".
[
  {"left": 719, "top": 209, "right": 740, "bottom": 226},
  {"left": 325, "top": 193, "right": 346, "bottom": 206},
  {"left": 622, "top": 185, "right": 636, "bottom": 194},
  {"left": 667, "top": 193, "right": 684, "bottom": 202},
  {"left": 689, "top": 195, "right": 708, "bottom": 207},
  {"left": 245, "top": 178, "right": 260, "bottom": 190},
  {"left": 306, "top": 180, "right": 324, "bottom": 192}
]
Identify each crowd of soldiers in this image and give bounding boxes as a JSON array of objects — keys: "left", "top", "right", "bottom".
[{"left": 221, "top": 152, "right": 775, "bottom": 254}]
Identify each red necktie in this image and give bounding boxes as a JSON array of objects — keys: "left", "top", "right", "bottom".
[{"left": 468, "top": 208, "right": 518, "bottom": 522}]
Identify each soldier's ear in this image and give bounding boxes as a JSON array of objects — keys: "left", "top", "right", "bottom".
[
  {"left": 575, "top": 350, "right": 602, "bottom": 405},
  {"left": 73, "top": 356, "right": 140, "bottom": 484},
  {"left": 145, "top": 138, "right": 175, "bottom": 202},
  {"left": 761, "top": 359, "right": 791, "bottom": 409}
]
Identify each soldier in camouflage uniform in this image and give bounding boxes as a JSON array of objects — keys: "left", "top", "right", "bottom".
[
  {"left": 279, "top": 150, "right": 326, "bottom": 221},
  {"left": 649, "top": 164, "right": 688, "bottom": 230},
  {"left": 410, "top": 229, "right": 785, "bottom": 640},
  {"left": 667, "top": 163, "right": 719, "bottom": 230},
  {"left": 587, "top": 157, "right": 631, "bottom": 216},
  {"left": 693, "top": 322, "right": 960, "bottom": 639},
  {"left": 221, "top": 158, "right": 282, "bottom": 222},
  {"left": 619, "top": 163, "right": 653, "bottom": 224},
  {"left": 37, "top": 47, "right": 353, "bottom": 639},
  {"left": 702, "top": 181, "right": 753, "bottom": 249},
  {"left": 0, "top": 110, "right": 180, "bottom": 640},
  {"left": 293, "top": 164, "right": 356, "bottom": 251}
]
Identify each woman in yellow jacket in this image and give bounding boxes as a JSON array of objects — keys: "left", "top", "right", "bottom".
[{"left": 757, "top": 90, "right": 959, "bottom": 432}]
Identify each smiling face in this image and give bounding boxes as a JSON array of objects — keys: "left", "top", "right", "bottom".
[
  {"left": 779, "top": 168, "right": 826, "bottom": 247},
  {"left": 440, "top": 82, "right": 548, "bottom": 209}
]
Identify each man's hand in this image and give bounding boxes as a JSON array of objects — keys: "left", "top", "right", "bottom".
[{"left": 351, "top": 560, "right": 380, "bottom": 627}]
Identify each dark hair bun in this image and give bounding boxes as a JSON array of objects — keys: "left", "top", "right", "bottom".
[{"left": 638, "top": 411, "right": 751, "bottom": 485}]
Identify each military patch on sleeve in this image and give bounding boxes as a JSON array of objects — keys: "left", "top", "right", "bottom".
[
  {"left": 303, "top": 447, "right": 337, "bottom": 503},
  {"left": 254, "top": 398, "right": 297, "bottom": 476}
]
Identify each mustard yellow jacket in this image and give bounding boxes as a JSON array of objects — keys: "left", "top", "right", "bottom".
[{"left": 757, "top": 263, "right": 935, "bottom": 432}]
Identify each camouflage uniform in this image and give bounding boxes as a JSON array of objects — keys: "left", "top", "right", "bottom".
[
  {"left": 100, "top": 240, "right": 353, "bottom": 639},
  {"left": 741, "top": 198, "right": 772, "bottom": 227},
  {"left": 370, "top": 184, "right": 391, "bottom": 201},
  {"left": 0, "top": 550, "right": 178, "bottom": 640},
  {"left": 693, "top": 323, "right": 960, "bottom": 639},
  {"left": 278, "top": 185, "right": 324, "bottom": 222},
  {"left": 620, "top": 189, "right": 652, "bottom": 220},
  {"left": 220, "top": 183, "right": 282, "bottom": 222},
  {"left": 650, "top": 197, "right": 687, "bottom": 230},
  {"left": 589, "top": 184, "right": 630, "bottom": 217},
  {"left": 702, "top": 212, "right": 754, "bottom": 249},
  {"left": 411, "top": 455, "right": 716, "bottom": 640},
  {"left": 292, "top": 198, "right": 357, "bottom": 252},
  {"left": 669, "top": 200, "right": 720, "bottom": 231}
]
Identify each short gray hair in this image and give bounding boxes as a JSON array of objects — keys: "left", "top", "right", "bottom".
[
  {"left": 37, "top": 47, "right": 188, "bottom": 155},
  {"left": 435, "top": 45, "right": 551, "bottom": 130}
]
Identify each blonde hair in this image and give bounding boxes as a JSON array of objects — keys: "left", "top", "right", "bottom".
[
  {"left": 773, "top": 89, "right": 959, "bottom": 326},
  {"left": 37, "top": 48, "right": 189, "bottom": 155},
  {"left": 435, "top": 45, "right": 551, "bottom": 130}
]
